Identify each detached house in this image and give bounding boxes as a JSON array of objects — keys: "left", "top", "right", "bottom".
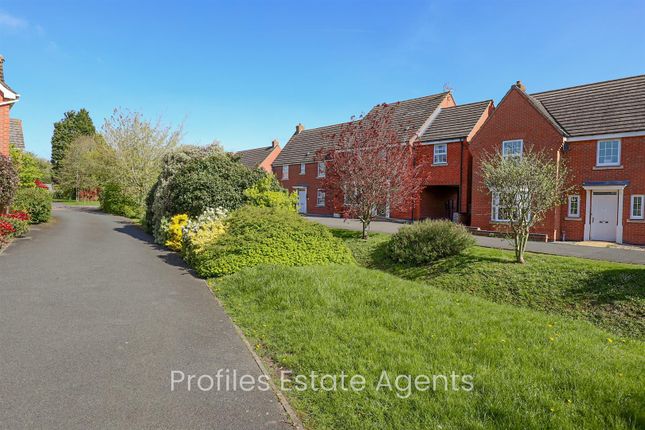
[
  {"left": 235, "top": 139, "right": 282, "bottom": 173},
  {"left": 470, "top": 75, "right": 645, "bottom": 245},
  {"left": 0, "top": 55, "right": 20, "bottom": 157},
  {"left": 273, "top": 91, "right": 492, "bottom": 221}
]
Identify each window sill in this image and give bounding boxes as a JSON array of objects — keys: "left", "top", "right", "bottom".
[
  {"left": 432, "top": 163, "right": 448, "bottom": 167},
  {"left": 593, "top": 165, "right": 623, "bottom": 170},
  {"left": 316, "top": 205, "right": 325, "bottom": 208},
  {"left": 627, "top": 219, "right": 645, "bottom": 223},
  {"left": 316, "top": 176, "right": 325, "bottom": 179},
  {"left": 490, "top": 220, "right": 510, "bottom": 224},
  {"left": 565, "top": 217, "right": 582, "bottom": 221}
]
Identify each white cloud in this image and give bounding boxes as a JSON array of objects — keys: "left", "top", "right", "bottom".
[{"left": 0, "top": 10, "right": 28, "bottom": 30}]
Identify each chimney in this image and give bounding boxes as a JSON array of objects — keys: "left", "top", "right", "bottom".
[
  {"left": 271, "top": 139, "right": 279, "bottom": 148},
  {"left": 0, "top": 55, "right": 4, "bottom": 82},
  {"left": 295, "top": 123, "right": 305, "bottom": 134},
  {"left": 515, "top": 80, "right": 526, "bottom": 92}
]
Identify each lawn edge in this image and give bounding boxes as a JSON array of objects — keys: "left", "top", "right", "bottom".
[{"left": 203, "top": 279, "right": 305, "bottom": 430}]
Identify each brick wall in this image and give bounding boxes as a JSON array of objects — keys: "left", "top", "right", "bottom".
[
  {"left": 273, "top": 162, "right": 335, "bottom": 216},
  {"left": 470, "top": 87, "right": 564, "bottom": 240},
  {"left": 470, "top": 86, "right": 645, "bottom": 245},
  {"left": 258, "top": 145, "right": 282, "bottom": 173},
  {"left": 562, "top": 135, "right": 645, "bottom": 245},
  {"left": 0, "top": 100, "right": 9, "bottom": 157}
]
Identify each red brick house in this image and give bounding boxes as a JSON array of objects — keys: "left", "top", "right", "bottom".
[
  {"left": 470, "top": 75, "right": 645, "bottom": 245},
  {"left": 0, "top": 55, "right": 20, "bottom": 157},
  {"left": 273, "top": 92, "right": 492, "bottom": 220},
  {"left": 235, "top": 139, "right": 282, "bottom": 173}
]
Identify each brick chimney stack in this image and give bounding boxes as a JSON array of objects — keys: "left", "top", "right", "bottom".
[
  {"left": 515, "top": 80, "right": 526, "bottom": 92},
  {"left": 271, "top": 139, "right": 279, "bottom": 148},
  {"left": 0, "top": 55, "right": 4, "bottom": 82},
  {"left": 295, "top": 123, "right": 305, "bottom": 135}
]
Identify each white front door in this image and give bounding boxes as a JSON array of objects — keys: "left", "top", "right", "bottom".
[
  {"left": 297, "top": 189, "right": 307, "bottom": 214},
  {"left": 590, "top": 191, "right": 618, "bottom": 241}
]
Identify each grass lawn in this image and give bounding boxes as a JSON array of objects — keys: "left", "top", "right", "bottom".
[
  {"left": 211, "top": 265, "right": 644, "bottom": 429},
  {"left": 332, "top": 229, "right": 645, "bottom": 340},
  {"left": 53, "top": 199, "right": 100, "bottom": 207}
]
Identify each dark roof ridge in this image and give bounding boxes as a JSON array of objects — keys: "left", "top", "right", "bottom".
[
  {"left": 530, "top": 74, "right": 645, "bottom": 96},
  {"left": 442, "top": 99, "right": 493, "bottom": 109},
  {"left": 374, "top": 91, "right": 450, "bottom": 106}
]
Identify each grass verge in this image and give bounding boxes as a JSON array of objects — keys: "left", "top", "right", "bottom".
[
  {"left": 332, "top": 229, "right": 645, "bottom": 340},
  {"left": 53, "top": 199, "right": 100, "bottom": 206},
  {"left": 211, "top": 265, "right": 644, "bottom": 429}
]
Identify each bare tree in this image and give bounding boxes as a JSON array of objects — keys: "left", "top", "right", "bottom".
[
  {"left": 317, "top": 104, "right": 427, "bottom": 239},
  {"left": 481, "top": 147, "right": 572, "bottom": 263}
]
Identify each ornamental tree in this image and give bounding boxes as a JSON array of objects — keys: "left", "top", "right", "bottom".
[
  {"left": 316, "top": 104, "right": 427, "bottom": 239},
  {"left": 480, "top": 147, "right": 572, "bottom": 264}
]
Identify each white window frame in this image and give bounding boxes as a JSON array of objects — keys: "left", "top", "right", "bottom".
[
  {"left": 596, "top": 139, "right": 621, "bottom": 167},
  {"left": 491, "top": 192, "right": 509, "bottom": 222},
  {"left": 317, "top": 161, "right": 326, "bottom": 178},
  {"left": 316, "top": 189, "right": 326, "bottom": 207},
  {"left": 281, "top": 165, "right": 289, "bottom": 180},
  {"left": 567, "top": 195, "right": 580, "bottom": 218},
  {"left": 299, "top": 163, "right": 306, "bottom": 175},
  {"left": 631, "top": 194, "right": 644, "bottom": 220},
  {"left": 433, "top": 143, "right": 447, "bottom": 165},
  {"left": 502, "top": 139, "right": 523, "bottom": 159}
]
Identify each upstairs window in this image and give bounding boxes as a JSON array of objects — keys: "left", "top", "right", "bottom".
[
  {"left": 282, "top": 165, "right": 289, "bottom": 180},
  {"left": 568, "top": 195, "right": 580, "bottom": 218},
  {"left": 317, "top": 162, "right": 326, "bottom": 178},
  {"left": 502, "top": 140, "right": 523, "bottom": 159},
  {"left": 316, "top": 189, "right": 326, "bottom": 207},
  {"left": 597, "top": 140, "right": 620, "bottom": 166},
  {"left": 631, "top": 195, "right": 644, "bottom": 220},
  {"left": 433, "top": 144, "right": 447, "bottom": 164},
  {"left": 300, "top": 163, "right": 306, "bottom": 175}
]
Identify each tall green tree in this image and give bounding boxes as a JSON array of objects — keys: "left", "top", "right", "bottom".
[{"left": 50, "top": 109, "right": 96, "bottom": 177}]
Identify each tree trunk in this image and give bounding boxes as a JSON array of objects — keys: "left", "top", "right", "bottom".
[
  {"left": 514, "top": 231, "right": 529, "bottom": 263},
  {"left": 361, "top": 221, "right": 369, "bottom": 240}
]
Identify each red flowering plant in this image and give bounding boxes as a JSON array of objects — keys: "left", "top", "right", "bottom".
[
  {"left": 0, "top": 210, "right": 30, "bottom": 237},
  {"left": 34, "top": 179, "right": 48, "bottom": 190},
  {"left": 0, "top": 220, "right": 16, "bottom": 237}
]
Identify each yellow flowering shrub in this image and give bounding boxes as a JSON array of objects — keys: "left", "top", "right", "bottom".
[
  {"left": 179, "top": 207, "right": 228, "bottom": 266},
  {"left": 165, "top": 214, "right": 189, "bottom": 251}
]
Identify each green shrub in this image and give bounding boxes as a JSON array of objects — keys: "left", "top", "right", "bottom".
[
  {"left": 193, "top": 206, "right": 354, "bottom": 277},
  {"left": 388, "top": 219, "right": 475, "bottom": 264},
  {"left": 243, "top": 175, "right": 298, "bottom": 211},
  {"left": 0, "top": 154, "right": 19, "bottom": 210},
  {"left": 99, "top": 183, "right": 142, "bottom": 219},
  {"left": 144, "top": 144, "right": 223, "bottom": 241},
  {"left": 166, "top": 153, "right": 263, "bottom": 220},
  {"left": 12, "top": 187, "right": 52, "bottom": 224}
]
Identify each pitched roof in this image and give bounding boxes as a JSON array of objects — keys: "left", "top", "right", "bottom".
[
  {"left": 419, "top": 100, "right": 492, "bottom": 142},
  {"left": 9, "top": 118, "right": 24, "bottom": 149},
  {"left": 273, "top": 122, "right": 348, "bottom": 165},
  {"left": 235, "top": 145, "right": 276, "bottom": 169},
  {"left": 274, "top": 92, "right": 450, "bottom": 166},
  {"left": 365, "top": 92, "right": 450, "bottom": 142},
  {"left": 529, "top": 75, "right": 645, "bottom": 137}
]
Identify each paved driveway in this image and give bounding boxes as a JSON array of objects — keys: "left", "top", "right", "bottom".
[
  {"left": 309, "top": 216, "right": 645, "bottom": 265},
  {"left": 0, "top": 205, "right": 292, "bottom": 429}
]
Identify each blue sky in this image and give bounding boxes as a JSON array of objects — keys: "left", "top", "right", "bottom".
[{"left": 1, "top": 0, "right": 644, "bottom": 159}]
